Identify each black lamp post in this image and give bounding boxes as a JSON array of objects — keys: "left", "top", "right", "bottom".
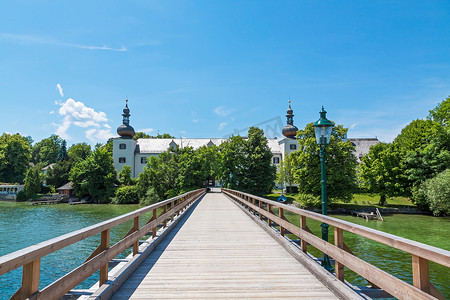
[{"left": 313, "top": 106, "right": 334, "bottom": 272}]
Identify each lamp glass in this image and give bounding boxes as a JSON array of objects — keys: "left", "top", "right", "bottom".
[{"left": 314, "top": 125, "right": 333, "bottom": 146}]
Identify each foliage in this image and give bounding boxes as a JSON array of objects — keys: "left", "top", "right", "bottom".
[
  {"left": 297, "top": 193, "right": 321, "bottom": 208},
  {"left": 359, "top": 143, "right": 406, "bottom": 205},
  {"left": 24, "top": 166, "right": 43, "bottom": 197},
  {"left": 277, "top": 152, "right": 295, "bottom": 190},
  {"left": 15, "top": 190, "right": 28, "bottom": 202},
  {"left": 393, "top": 119, "right": 435, "bottom": 154},
  {"left": 69, "top": 147, "right": 117, "bottom": 203},
  {"left": 291, "top": 123, "right": 357, "bottom": 203},
  {"left": 219, "top": 127, "right": 276, "bottom": 195},
  {"left": 144, "top": 151, "right": 179, "bottom": 199},
  {"left": 0, "top": 133, "right": 32, "bottom": 183},
  {"left": 133, "top": 132, "right": 152, "bottom": 140},
  {"left": 119, "top": 165, "right": 134, "bottom": 186},
  {"left": 139, "top": 187, "right": 161, "bottom": 206},
  {"left": 31, "top": 134, "right": 63, "bottom": 165},
  {"left": 112, "top": 186, "right": 139, "bottom": 204},
  {"left": 45, "top": 160, "right": 72, "bottom": 189},
  {"left": 68, "top": 142, "right": 92, "bottom": 162},
  {"left": 428, "top": 95, "right": 450, "bottom": 127},
  {"left": 413, "top": 169, "right": 450, "bottom": 216},
  {"left": 57, "top": 140, "right": 68, "bottom": 162}
]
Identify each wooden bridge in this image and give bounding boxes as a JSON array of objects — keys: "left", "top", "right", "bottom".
[{"left": 0, "top": 188, "right": 449, "bottom": 299}]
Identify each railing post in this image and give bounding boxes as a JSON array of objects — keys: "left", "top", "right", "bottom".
[
  {"left": 252, "top": 197, "right": 256, "bottom": 215},
  {"left": 300, "top": 215, "right": 307, "bottom": 253},
  {"left": 152, "top": 208, "right": 157, "bottom": 238},
  {"left": 259, "top": 200, "right": 263, "bottom": 220},
  {"left": 132, "top": 216, "right": 140, "bottom": 256},
  {"left": 279, "top": 207, "right": 285, "bottom": 236},
  {"left": 99, "top": 229, "right": 110, "bottom": 286},
  {"left": 268, "top": 204, "right": 272, "bottom": 227},
  {"left": 412, "top": 255, "right": 431, "bottom": 293},
  {"left": 171, "top": 201, "right": 175, "bottom": 221},
  {"left": 163, "top": 204, "right": 167, "bottom": 228},
  {"left": 334, "top": 227, "right": 344, "bottom": 282},
  {"left": 21, "top": 258, "right": 40, "bottom": 299}
]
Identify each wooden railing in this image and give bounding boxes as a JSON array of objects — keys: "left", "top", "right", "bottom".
[
  {"left": 222, "top": 189, "right": 449, "bottom": 300},
  {"left": 0, "top": 188, "right": 206, "bottom": 300}
]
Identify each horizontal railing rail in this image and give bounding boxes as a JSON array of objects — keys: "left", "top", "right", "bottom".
[
  {"left": 222, "top": 188, "right": 448, "bottom": 300},
  {"left": 0, "top": 188, "right": 206, "bottom": 300}
]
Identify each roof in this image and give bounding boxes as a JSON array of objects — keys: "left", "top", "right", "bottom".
[
  {"left": 136, "top": 138, "right": 283, "bottom": 154},
  {"left": 57, "top": 182, "right": 74, "bottom": 191},
  {"left": 348, "top": 138, "right": 380, "bottom": 163}
]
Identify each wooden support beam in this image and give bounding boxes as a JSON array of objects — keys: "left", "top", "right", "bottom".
[
  {"left": 163, "top": 205, "right": 167, "bottom": 228},
  {"left": 21, "top": 258, "right": 40, "bottom": 299},
  {"left": 152, "top": 209, "right": 157, "bottom": 238},
  {"left": 99, "top": 229, "right": 110, "bottom": 286},
  {"left": 300, "top": 216, "right": 307, "bottom": 253},
  {"left": 334, "top": 227, "right": 344, "bottom": 282},
  {"left": 279, "top": 207, "right": 285, "bottom": 236},
  {"left": 132, "top": 216, "right": 140, "bottom": 256},
  {"left": 268, "top": 204, "right": 272, "bottom": 227},
  {"left": 412, "top": 255, "right": 431, "bottom": 294},
  {"left": 259, "top": 200, "right": 263, "bottom": 220}
]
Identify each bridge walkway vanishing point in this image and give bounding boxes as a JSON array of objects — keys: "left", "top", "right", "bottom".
[{"left": 111, "top": 192, "right": 341, "bottom": 299}]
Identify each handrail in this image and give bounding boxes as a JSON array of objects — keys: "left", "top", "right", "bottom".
[
  {"left": 0, "top": 188, "right": 206, "bottom": 300},
  {"left": 222, "top": 188, "right": 448, "bottom": 300}
]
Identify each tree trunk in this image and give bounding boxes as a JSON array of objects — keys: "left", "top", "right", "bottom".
[{"left": 378, "top": 194, "right": 386, "bottom": 206}]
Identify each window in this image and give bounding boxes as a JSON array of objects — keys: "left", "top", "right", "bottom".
[
  {"left": 273, "top": 157, "right": 280, "bottom": 164},
  {"left": 119, "top": 157, "right": 126, "bottom": 163},
  {"left": 290, "top": 144, "right": 297, "bottom": 150},
  {"left": 141, "top": 157, "right": 147, "bottom": 164},
  {"left": 119, "top": 143, "right": 126, "bottom": 149}
]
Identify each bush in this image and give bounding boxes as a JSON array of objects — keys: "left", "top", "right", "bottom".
[
  {"left": 113, "top": 186, "right": 139, "bottom": 204},
  {"left": 424, "top": 169, "right": 450, "bottom": 216},
  {"left": 15, "top": 190, "right": 28, "bottom": 202},
  {"left": 297, "top": 193, "right": 321, "bottom": 208},
  {"left": 139, "top": 187, "right": 161, "bottom": 206}
]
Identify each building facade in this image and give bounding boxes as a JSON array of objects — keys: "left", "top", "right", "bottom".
[{"left": 112, "top": 101, "right": 379, "bottom": 187}]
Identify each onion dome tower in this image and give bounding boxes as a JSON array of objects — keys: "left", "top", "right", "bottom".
[
  {"left": 117, "top": 99, "right": 135, "bottom": 139},
  {"left": 282, "top": 100, "right": 298, "bottom": 139}
]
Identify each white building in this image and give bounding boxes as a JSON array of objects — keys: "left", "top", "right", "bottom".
[{"left": 112, "top": 100, "right": 379, "bottom": 187}]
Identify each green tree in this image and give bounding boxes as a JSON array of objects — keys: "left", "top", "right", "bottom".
[
  {"left": 31, "top": 134, "right": 63, "bottom": 165},
  {"left": 219, "top": 135, "right": 247, "bottom": 189},
  {"left": 118, "top": 165, "right": 134, "bottom": 186},
  {"left": 133, "top": 132, "right": 152, "bottom": 140},
  {"left": 413, "top": 169, "right": 450, "bottom": 216},
  {"left": 0, "top": 133, "right": 32, "bottom": 183},
  {"left": 69, "top": 147, "right": 117, "bottom": 203},
  {"left": 46, "top": 160, "right": 72, "bottom": 189},
  {"left": 68, "top": 142, "right": 92, "bottom": 162},
  {"left": 428, "top": 95, "right": 450, "bottom": 126},
  {"left": 359, "top": 143, "right": 406, "bottom": 205},
  {"left": 24, "top": 166, "right": 43, "bottom": 197},
  {"left": 292, "top": 123, "right": 357, "bottom": 203},
  {"left": 277, "top": 152, "right": 295, "bottom": 191},
  {"left": 113, "top": 186, "right": 139, "bottom": 204},
  {"left": 145, "top": 151, "right": 179, "bottom": 199},
  {"left": 57, "top": 140, "right": 68, "bottom": 162}
]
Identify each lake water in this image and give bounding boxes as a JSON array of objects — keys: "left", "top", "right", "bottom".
[{"left": 0, "top": 201, "right": 449, "bottom": 299}]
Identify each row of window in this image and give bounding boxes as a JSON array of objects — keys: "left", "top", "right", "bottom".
[
  {"left": 120, "top": 143, "right": 296, "bottom": 151},
  {"left": 119, "top": 157, "right": 148, "bottom": 164}
]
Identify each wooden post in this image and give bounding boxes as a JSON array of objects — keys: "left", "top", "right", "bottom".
[
  {"left": 334, "top": 227, "right": 344, "bottom": 282},
  {"left": 300, "top": 215, "right": 307, "bottom": 253},
  {"left": 177, "top": 198, "right": 180, "bottom": 216},
  {"left": 99, "top": 229, "right": 110, "bottom": 286},
  {"left": 21, "top": 258, "right": 40, "bottom": 299},
  {"left": 171, "top": 201, "right": 175, "bottom": 221},
  {"left": 412, "top": 255, "right": 431, "bottom": 293},
  {"left": 268, "top": 204, "right": 272, "bottom": 227},
  {"left": 163, "top": 205, "right": 167, "bottom": 228},
  {"left": 279, "top": 207, "right": 285, "bottom": 236},
  {"left": 152, "top": 208, "right": 157, "bottom": 238},
  {"left": 259, "top": 200, "right": 263, "bottom": 220},
  {"left": 252, "top": 198, "right": 256, "bottom": 215},
  {"left": 132, "top": 216, "right": 140, "bottom": 256}
]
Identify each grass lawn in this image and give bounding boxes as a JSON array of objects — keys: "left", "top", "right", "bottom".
[{"left": 266, "top": 191, "right": 416, "bottom": 210}]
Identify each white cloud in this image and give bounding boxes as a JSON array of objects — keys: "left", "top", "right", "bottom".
[
  {"left": 192, "top": 119, "right": 199, "bottom": 123},
  {"left": 137, "top": 128, "right": 154, "bottom": 133},
  {"left": 214, "top": 106, "right": 235, "bottom": 117},
  {"left": 49, "top": 111, "right": 55, "bottom": 115},
  {"left": 56, "top": 84, "right": 64, "bottom": 97},
  {"left": 218, "top": 122, "right": 228, "bottom": 131},
  {"left": 0, "top": 33, "right": 127, "bottom": 52},
  {"left": 54, "top": 98, "right": 113, "bottom": 142},
  {"left": 350, "top": 123, "right": 357, "bottom": 129}
]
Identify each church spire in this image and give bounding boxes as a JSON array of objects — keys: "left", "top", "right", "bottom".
[
  {"left": 117, "top": 99, "right": 135, "bottom": 138},
  {"left": 282, "top": 100, "right": 298, "bottom": 139}
]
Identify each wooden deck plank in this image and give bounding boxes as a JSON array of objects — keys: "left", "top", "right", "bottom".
[{"left": 111, "top": 192, "right": 338, "bottom": 299}]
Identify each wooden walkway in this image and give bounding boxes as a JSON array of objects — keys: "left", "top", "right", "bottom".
[{"left": 111, "top": 192, "right": 339, "bottom": 299}]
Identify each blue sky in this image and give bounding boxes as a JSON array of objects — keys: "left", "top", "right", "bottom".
[{"left": 1, "top": 1, "right": 449, "bottom": 145}]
